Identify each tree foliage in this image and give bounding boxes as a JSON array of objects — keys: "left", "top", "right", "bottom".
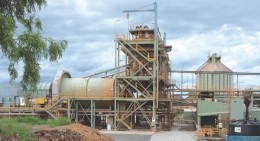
[{"left": 0, "top": 0, "right": 67, "bottom": 91}]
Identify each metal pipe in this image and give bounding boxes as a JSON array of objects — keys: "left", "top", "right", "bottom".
[
  {"left": 163, "top": 32, "right": 166, "bottom": 45},
  {"left": 171, "top": 70, "right": 260, "bottom": 75},
  {"left": 152, "top": 2, "right": 157, "bottom": 127}
]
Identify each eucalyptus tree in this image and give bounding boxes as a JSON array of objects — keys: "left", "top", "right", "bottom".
[{"left": 0, "top": 0, "right": 67, "bottom": 91}]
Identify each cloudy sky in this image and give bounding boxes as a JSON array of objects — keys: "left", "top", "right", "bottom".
[{"left": 1, "top": 0, "right": 260, "bottom": 87}]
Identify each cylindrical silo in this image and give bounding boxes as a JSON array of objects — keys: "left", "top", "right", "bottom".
[{"left": 196, "top": 53, "right": 233, "bottom": 92}]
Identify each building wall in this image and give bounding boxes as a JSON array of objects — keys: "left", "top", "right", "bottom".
[
  {"left": 0, "top": 83, "right": 24, "bottom": 106},
  {"left": 230, "top": 97, "right": 244, "bottom": 120},
  {"left": 183, "top": 111, "right": 196, "bottom": 121},
  {"left": 249, "top": 109, "right": 260, "bottom": 120},
  {"left": 197, "top": 98, "right": 243, "bottom": 127},
  {"left": 197, "top": 99, "right": 227, "bottom": 116}
]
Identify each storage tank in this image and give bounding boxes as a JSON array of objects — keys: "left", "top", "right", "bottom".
[
  {"left": 226, "top": 98, "right": 260, "bottom": 141},
  {"left": 196, "top": 53, "right": 233, "bottom": 91},
  {"left": 229, "top": 120, "right": 260, "bottom": 136}
]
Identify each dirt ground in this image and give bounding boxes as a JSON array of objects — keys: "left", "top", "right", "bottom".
[
  {"left": 0, "top": 124, "right": 113, "bottom": 141},
  {"left": 33, "top": 123, "right": 114, "bottom": 141},
  {"left": 0, "top": 123, "right": 197, "bottom": 141},
  {"left": 0, "top": 135, "right": 20, "bottom": 141}
]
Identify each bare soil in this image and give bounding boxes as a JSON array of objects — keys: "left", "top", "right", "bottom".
[
  {"left": 33, "top": 123, "right": 114, "bottom": 141},
  {"left": 0, "top": 135, "right": 20, "bottom": 141},
  {"left": 0, "top": 124, "right": 113, "bottom": 141}
]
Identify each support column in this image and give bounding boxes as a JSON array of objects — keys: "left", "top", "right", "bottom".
[
  {"left": 152, "top": 1, "right": 158, "bottom": 131},
  {"left": 67, "top": 98, "right": 71, "bottom": 120},
  {"left": 114, "top": 39, "right": 117, "bottom": 131},
  {"left": 91, "top": 99, "right": 96, "bottom": 128},
  {"left": 250, "top": 94, "right": 254, "bottom": 110},
  {"left": 197, "top": 116, "right": 201, "bottom": 129},
  {"left": 236, "top": 74, "right": 239, "bottom": 90},
  {"left": 113, "top": 93, "right": 117, "bottom": 130},
  {"left": 75, "top": 101, "right": 79, "bottom": 123}
]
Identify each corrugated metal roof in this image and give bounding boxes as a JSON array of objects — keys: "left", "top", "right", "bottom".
[{"left": 197, "top": 53, "right": 232, "bottom": 72}]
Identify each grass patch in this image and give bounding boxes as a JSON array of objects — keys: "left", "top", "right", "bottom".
[
  {"left": 0, "top": 118, "right": 32, "bottom": 140},
  {"left": 15, "top": 116, "right": 45, "bottom": 125},
  {"left": 0, "top": 116, "right": 71, "bottom": 140},
  {"left": 46, "top": 117, "right": 71, "bottom": 127}
]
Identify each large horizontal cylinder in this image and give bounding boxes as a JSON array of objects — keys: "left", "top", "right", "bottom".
[{"left": 59, "top": 77, "right": 114, "bottom": 99}]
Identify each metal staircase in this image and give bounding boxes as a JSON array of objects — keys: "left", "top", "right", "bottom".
[{"left": 44, "top": 99, "right": 63, "bottom": 119}]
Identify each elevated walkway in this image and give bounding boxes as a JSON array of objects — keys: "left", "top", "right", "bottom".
[{"left": 0, "top": 106, "right": 42, "bottom": 116}]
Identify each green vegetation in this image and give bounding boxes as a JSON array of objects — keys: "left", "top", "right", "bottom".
[
  {"left": 15, "top": 115, "right": 45, "bottom": 125},
  {"left": 0, "top": 0, "right": 67, "bottom": 91},
  {"left": 0, "top": 116, "right": 71, "bottom": 141},
  {"left": 46, "top": 117, "right": 71, "bottom": 127},
  {"left": 0, "top": 117, "right": 33, "bottom": 140}
]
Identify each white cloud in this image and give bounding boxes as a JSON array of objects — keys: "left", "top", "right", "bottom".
[
  {"left": 1, "top": 0, "right": 260, "bottom": 86},
  {"left": 169, "top": 24, "right": 260, "bottom": 72}
]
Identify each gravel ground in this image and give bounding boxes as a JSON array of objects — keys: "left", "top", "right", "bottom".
[
  {"left": 101, "top": 130, "right": 154, "bottom": 141},
  {"left": 102, "top": 123, "right": 196, "bottom": 141},
  {"left": 151, "top": 123, "right": 196, "bottom": 141},
  {"left": 105, "top": 134, "right": 151, "bottom": 141}
]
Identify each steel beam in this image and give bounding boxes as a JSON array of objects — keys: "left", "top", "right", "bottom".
[{"left": 171, "top": 70, "right": 260, "bottom": 75}]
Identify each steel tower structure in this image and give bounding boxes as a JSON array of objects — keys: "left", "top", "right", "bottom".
[{"left": 113, "top": 2, "right": 173, "bottom": 130}]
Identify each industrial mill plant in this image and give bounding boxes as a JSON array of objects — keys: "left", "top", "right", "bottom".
[{"left": 0, "top": 2, "right": 260, "bottom": 141}]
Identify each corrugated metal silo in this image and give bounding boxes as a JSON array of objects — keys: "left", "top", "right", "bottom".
[{"left": 196, "top": 53, "right": 233, "bottom": 91}]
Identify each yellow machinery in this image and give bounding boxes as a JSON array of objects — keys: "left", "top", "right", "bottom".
[{"left": 35, "top": 97, "right": 45, "bottom": 105}]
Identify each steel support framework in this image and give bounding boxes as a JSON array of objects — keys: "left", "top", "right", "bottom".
[
  {"left": 0, "top": 3, "right": 174, "bottom": 131},
  {"left": 113, "top": 2, "right": 173, "bottom": 130},
  {"left": 171, "top": 70, "right": 260, "bottom": 93},
  {"left": 170, "top": 70, "right": 260, "bottom": 114}
]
